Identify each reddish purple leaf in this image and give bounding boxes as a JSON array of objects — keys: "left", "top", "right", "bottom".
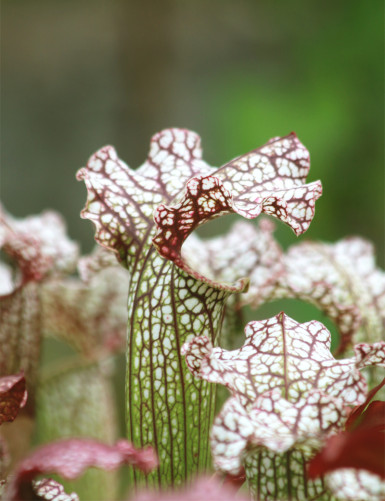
[
  {"left": 346, "top": 377, "right": 385, "bottom": 430},
  {"left": 308, "top": 427, "right": 385, "bottom": 480},
  {"left": 6, "top": 438, "right": 157, "bottom": 500},
  {"left": 221, "top": 469, "right": 246, "bottom": 491},
  {"left": 0, "top": 372, "right": 27, "bottom": 425},
  {"left": 308, "top": 377, "right": 385, "bottom": 498}
]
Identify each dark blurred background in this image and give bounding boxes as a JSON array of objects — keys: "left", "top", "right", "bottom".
[{"left": 2, "top": 0, "right": 384, "bottom": 261}]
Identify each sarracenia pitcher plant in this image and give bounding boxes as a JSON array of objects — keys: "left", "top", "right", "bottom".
[
  {"left": 77, "top": 128, "right": 323, "bottom": 488},
  {"left": 2, "top": 127, "right": 383, "bottom": 500}
]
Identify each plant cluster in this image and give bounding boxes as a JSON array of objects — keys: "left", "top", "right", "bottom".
[{"left": 1, "top": 129, "right": 384, "bottom": 500}]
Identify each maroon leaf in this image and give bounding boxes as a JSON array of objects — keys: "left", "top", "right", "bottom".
[
  {"left": 221, "top": 469, "right": 246, "bottom": 491},
  {"left": 346, "top": 377, "right": 385, "bottom": 430},
  {"left": 308, "top": 426, "right": 385, "bottom": 480},
  {"left": 308, "top": 376, "right": 385, "bottom": 491},
  {"left": 351, "top": 401, "right": 385, "bottom": 431},
  {"left": 0, "top": 372, "right": 27, "bottom": 425},
  {"left": 6, "top": 438, "right": 157, "bottom": 500}
]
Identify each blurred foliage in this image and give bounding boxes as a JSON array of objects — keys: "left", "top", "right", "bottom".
[
  {"left": 2, "top": 0, "right": 383, "bottom": 261},
  {"left": 34, "top": 361, "right": 119, "bottom": 500}
]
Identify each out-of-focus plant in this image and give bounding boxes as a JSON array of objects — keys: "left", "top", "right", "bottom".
[
  {"left": 5, "top": 437, "right": 157, "bottom": 501},
  {"left": 1, "top": 128, "right": 384, "bottom": 500},
  {"left": 0, "top": 208, "right": 134, "bottom": 499},
  {"left": 307, "top": 377, "right": 385, "bottom": 500}
]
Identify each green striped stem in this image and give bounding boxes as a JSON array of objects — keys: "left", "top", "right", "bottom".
[
  {"left": 126, "top": 246, "right": 230, "bottom": 488},
  {"left": 244, "top": 449, "right": 337, "bottom": 501}
]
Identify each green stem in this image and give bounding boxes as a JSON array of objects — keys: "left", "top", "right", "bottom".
[
  {"left": 244, "top": 449, "right": 337, "bottom": 501},
  {"left": 126, "top": 247, "right": 229, "bottom": 488}
]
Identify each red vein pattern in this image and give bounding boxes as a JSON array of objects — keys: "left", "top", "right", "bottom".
[
  {"left": 77, "top": 129, "right": 215, "bottom": 263},
  {"left": 153, "top": 133, "right": 321, "bottom": 282},
  {"left": 325, "top": 469, "right": 385, "bottom": 500},
  {"left": 197, "top": 226, "right": 385, "bottom": 370},
  {"left": 182, "top": 219, "right": 284, "bottom": 315},
  {"left": 182, "top": 312, "right": 385, "bottom": 500},
  {"left": 77, "top": 128, "right": 321, "bottom": 487},
  {"left": 266, "top": 237, "right": 385, "bottom": 356}
]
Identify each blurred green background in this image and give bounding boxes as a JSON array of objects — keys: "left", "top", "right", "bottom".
[{"left": 2, "top": 0, "right": 384, "bottom": 265}]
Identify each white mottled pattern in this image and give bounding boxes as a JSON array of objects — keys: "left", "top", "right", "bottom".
[
  {"left": 267, "top": 237, "right": 385, "bottom": 354},
  {"left": 182, "top": 312, "right": 385, "bottom": 492},
  {"left": 326, "top": 468, "right": 385, "bottom": 500},
  {"left": 77, "top": 129, "right": 323, "bottom": 487}
]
